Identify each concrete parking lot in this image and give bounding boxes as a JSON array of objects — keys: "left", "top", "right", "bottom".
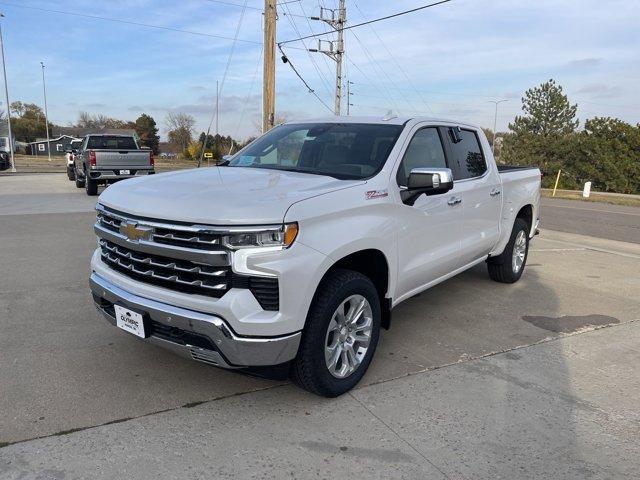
[{"left": 1, "top": 173, "right": 639, "bottom": 479}]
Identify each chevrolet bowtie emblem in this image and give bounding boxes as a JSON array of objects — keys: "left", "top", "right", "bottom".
[{"left": 120, "top": 221, "right": 154, "bottom": 242}]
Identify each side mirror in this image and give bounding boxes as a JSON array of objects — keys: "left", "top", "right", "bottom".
[
  {"left": 402, "top": 168, "right": 454, "bottom": 205},
  {"left": 222, "top": 154, "right": 232, "bottom": 162}
]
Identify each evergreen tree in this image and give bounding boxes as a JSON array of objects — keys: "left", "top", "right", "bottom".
[{"left": 134, "top": 114, "right": 160, "bottom": 154}]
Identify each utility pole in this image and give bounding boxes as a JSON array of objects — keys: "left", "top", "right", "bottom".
[
  {"left": 214, "top": 79, "right": 219, "bottom": 166},
  {"left": 309, "top": 0, "right": 345, "bottom": 116},
  {"left": 40, "top": 61, "right": 51, "bottom": 162},
  {"left": 346, "top": 80, "right": 353, "bottom": 115},
  {"left": 0, "top": 13, "right": 15, "bottom": 172},
  {"left": 489, "top": 99, "right": 507, "bottom": 156},
  {"left": 263, "top": 0, "right": 276, "bottom": 133}
]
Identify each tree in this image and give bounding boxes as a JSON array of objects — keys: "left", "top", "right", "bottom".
[
  {"left": 563, "top": 117, "right": 640, "bottom": 194},
  {"left": 509, "top": 79, "right": 578, "bottom": 137},
  {"left": 76, "top": 112, "right": 134, "bottom": 130},
  {"left": 134, "top": 114, "right": 160, "bottom": 154},
  {"left": 165, "top": 112, "right": 195, "bottom": 156},
  {"left": 9, "top": 102, "right": 53, "bottom": 142},
  {"left": 502, "top": 79, "right": 579, "bottom": 179}
]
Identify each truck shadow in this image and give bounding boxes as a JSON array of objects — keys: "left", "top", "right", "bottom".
[{"left": 359, "top": 260, "right": 622, "bottom": 477}]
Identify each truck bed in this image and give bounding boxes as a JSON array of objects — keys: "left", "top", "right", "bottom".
[{"left": 497, "top": 165, "right": 539, "bottom": 173}]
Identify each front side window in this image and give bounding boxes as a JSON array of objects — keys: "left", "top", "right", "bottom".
[
  {"left": 396, "top": 127, "right": 447, "bottom": 186},
  {"left": 448, "top": 129, "right": 486, "bottom": 180},
  {"left": 228, "top": 123, "right": 403, "bottom": 180}
]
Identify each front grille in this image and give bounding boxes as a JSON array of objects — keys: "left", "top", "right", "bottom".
[
  {"left": 96, "top": 206, "right": 280, "bottom": 310},
  {"left": 100, "top": 239, "right": 230, "bottom": 297},
  {"left": 97, "top": 208, "right": 225, "bottom": 251}
]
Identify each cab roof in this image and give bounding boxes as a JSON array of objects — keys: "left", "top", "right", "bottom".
[{"left": 286, "top": 115, "right": 481, "bottom": 130}]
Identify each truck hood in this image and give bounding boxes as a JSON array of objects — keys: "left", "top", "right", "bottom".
[{"left": 98, "top": 167, "right": 362, "bottom": 225}]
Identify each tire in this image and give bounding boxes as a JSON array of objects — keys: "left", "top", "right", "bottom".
[
  {"left": 85, "top": 176, "right": 98, "bottom": 196},
  {"left": 67, "top": 166, "right": 75, "bottom": 181},
  {"left": 291, "top": 269, "right": 381, "bottom": 397},
  {"left": 487, "top": 218, "right": 530, "bottom": 283},
  {"left": 75, "top": 171, "right": 85, "bottom": 188}
]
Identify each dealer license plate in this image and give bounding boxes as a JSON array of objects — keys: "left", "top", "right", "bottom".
[{"left": 114, "top": 305, "right": 146, "bottom": 338}]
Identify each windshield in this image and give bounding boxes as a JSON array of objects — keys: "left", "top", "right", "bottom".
[
  {"left": 87, "top": 136, "right": 138, "bottom": 150},
  {"left": 228, "top": 123, "right": 403, "bottom": 179}
]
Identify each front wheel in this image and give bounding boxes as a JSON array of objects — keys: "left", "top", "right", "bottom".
[
  {"left": 291, "top": 269, "right": 381, "bottom": 397},
  {"left": 67, "top": 166, "right": 75, "bottom": 181},
  {"left": 487, "top": 218, "right": 530, "bottom": 283}
]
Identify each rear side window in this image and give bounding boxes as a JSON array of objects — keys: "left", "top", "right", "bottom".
[
  {"left": 448, "top": 129, "right": 486, "bottom": 180},
  {"left": 396, "top": 127, "right": 447, "bottom": 186},
  {"left": 87, "top": 136, "right": 138, "bottom": 150}
]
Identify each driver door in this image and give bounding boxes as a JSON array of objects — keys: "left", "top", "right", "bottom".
[{"left": 394, "top": 125, "right": 463, "bottom": 301}]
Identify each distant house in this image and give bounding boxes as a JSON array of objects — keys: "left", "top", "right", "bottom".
[
  {"left": 0, "top": 121, "right": 15, "bottom": 154},
  {"left": 27, "top": 135, "right": 80, "bottom": 156}
]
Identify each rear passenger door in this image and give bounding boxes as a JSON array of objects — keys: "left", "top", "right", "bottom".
[{"left": 442, "top": 127, "right": 501, "bottom": 266}]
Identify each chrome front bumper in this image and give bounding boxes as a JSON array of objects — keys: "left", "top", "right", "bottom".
[{"left": 90, "top": 273, "right": 301, "bottom": 368}]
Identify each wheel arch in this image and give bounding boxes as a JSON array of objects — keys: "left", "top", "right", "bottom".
[{"left": 315, "top": 248, "right": 393, "bottom": 330}]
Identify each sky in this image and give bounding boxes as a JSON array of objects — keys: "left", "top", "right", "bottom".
[{"left": 1, "top": 0, "right": 639, "bottom": 141}]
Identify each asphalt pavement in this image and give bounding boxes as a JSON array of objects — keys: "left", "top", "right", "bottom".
[
  {"left": 541, "top": 197, "right": 639, "bottom": 243},
  {"left": 1, "top": 174, "right": 639, "bottom": 479}
]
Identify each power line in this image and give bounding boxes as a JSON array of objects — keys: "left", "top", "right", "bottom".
[
  {"left": 232, "top": 46, "right": 263, "bottom": 144},
  {"left": 0, "top": 1, "right": 261, "bottom": 43},
  {"left": 199, "top": 0, "right": 249, "bottom": 167},
  {"left": 300, "top": 1, "right": 336, "bottom": 87},
  {"left": 348, "top": 27, "right": 417, "bottom": 114},
  {"left": 202, "top": 0, "right": 305, "bottom": 16},
  {"left": 345, "top": 54, "right": 399, "bottom": 113},
  {"left": 280, "top": 1, "right": 333, "bottom": 98},
  {"left": 353, "top": 1, "right": 433, "bottom": 114},
  {"left": 278, "top": 44, "right": 333, "bottom": 113},
  {"left": 279, "top": 0, "right": 452, "bottom": 45}
]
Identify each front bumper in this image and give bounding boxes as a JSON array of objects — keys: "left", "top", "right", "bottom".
[{"left": 90, "top": 273, "right": 301, "bottom": 368}]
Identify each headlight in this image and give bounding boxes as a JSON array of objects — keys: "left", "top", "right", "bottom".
[{"left": 222, "top": 223, "right": 298, "bottom": 249}]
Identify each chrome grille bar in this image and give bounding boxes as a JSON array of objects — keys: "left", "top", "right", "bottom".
[
  {"left": 99, "top": 239, "right": 228, "bottom": 293},
  {"left": 94, "top": 223, "right": 230, "bottom": 266}
]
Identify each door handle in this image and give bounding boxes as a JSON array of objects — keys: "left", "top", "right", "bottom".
[
  {"left": 490, "top": 188, "right": 501, "bottom": 196},
  {"left": 447, "top": 196, "right": 462, "bottom": 206}
]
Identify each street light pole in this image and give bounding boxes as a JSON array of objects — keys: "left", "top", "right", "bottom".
[
  {"left": 40, "top": 61, "right": 51, "bottom": 162},
  {"left": 0, "top": 13, "right": 16, "bottom": 172},
  {"left": 489, "top": 99, "right": 508, "bottom": 157}
]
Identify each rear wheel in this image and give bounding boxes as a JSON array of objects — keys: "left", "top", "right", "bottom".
[
  {"left": 487, "top": 218, "right": 529, "bottom": 283},
  {"left": 291, "top": 269, "right": 381, "bottom": 397},
  {"left": 85, "top": 176, "right": 98, "bottom": 196}
]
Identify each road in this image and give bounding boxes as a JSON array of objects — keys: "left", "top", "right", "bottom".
[
  {"left": 541, "top": 197, "right": 639, "bottom": 243},
  {"left": 1, "top": 174, "right": 639, "bottom": 479}
]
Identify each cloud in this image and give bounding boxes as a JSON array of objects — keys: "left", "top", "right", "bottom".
[
  {"left": 564, "top": 58, "right": 603, "bottom": 70},
  {"left": 575, "top": 83, "right": 622, "bottom": 98}
]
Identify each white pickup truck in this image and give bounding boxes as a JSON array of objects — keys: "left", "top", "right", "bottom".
[{"left": 90, "top": 116, "right": 540, "bottom": 397}]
